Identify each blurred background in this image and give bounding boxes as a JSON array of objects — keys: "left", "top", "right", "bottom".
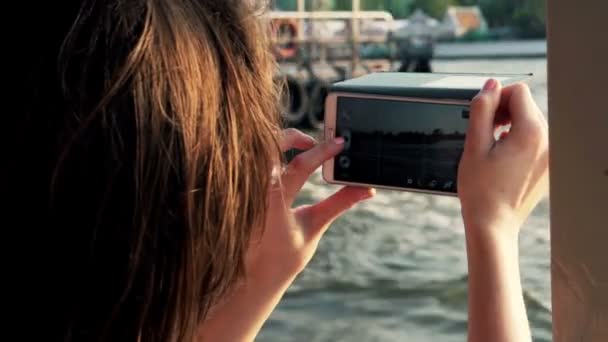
[{"left": 261, "top": 1, "right": 550, "bottom": 341}]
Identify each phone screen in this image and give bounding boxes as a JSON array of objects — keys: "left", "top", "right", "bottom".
[{"left": 334, "top": 96, "right": 469, "bottom": 193}]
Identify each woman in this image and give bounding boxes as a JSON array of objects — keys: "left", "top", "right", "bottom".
[{"left": 10, "top": 1, "right": 548, "bottom": 342}]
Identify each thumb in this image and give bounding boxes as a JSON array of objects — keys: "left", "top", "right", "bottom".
[
  {"left": 465, "top": 79, "right": 502, "bottom": 156},
  {"left": 299, "top": 186, "right": 375, "bottom": 238}
]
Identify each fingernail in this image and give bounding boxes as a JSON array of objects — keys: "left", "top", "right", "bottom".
[
  {"left": 483, "top": 79, "right": 497, "bottom": 91},
  {"left": 334, "top": 137, "right": 345, "bottom": 145},
  {"left": 362, "top": 188, "right": 376, "bottom": 199}
]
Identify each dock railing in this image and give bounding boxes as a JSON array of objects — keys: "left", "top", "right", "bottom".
[
  {"left": 268, "top": 1, "right": 396, "bottom": 128},
  {"left": 269, "top": 8, "right": 395, "bottom": 73}
]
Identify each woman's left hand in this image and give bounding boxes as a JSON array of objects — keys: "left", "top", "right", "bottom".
[
  {"left": 199, "top": 129, "right": 373, "bottom": 341},
  {"left": 246, "top": 128, "right": 375, "bottom": 283}
]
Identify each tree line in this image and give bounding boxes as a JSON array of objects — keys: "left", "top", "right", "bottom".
[{"left": 275, "top": 0, "right": 546, "bottom": 39}]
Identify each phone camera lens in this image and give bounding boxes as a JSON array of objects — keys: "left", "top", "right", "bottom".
[{"left": 338, "top": 155, "right": 351, "bottom": 169}]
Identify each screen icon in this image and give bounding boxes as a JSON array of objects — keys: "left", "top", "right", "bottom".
[
  {"left": 443, "top": 181, "right": 453, "bottom": 190},
  {"left": 342, "top": 129, "right": 352, "bottom": 150},
  {"left": 429, "top": 179, "right": 438, "bottom": 188},
  {"left": 338, "top": 155, "right": 351, "bottom": 169},
  {"left": 406, "top": 177, "right": 414, "bottom": 185},
  {"left": 340, "top": 110, "right": 351, "bottom": 122}
]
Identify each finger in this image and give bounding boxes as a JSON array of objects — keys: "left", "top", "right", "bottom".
[
  {"left": 280, "top": 128, "right": 316, "bottom": 152},
  {"left": 503, "top": 83, "right": 541, "bottom": 125},
  {"left": 491, "top": 87, "right": 520, "bottom": 130},
  {"left": 496, "top": 83, "right": 519, "bottom": 116},
  {"left": 503, "top": 83, "right": 545, "bottom": 145},
  {"left": 494, "top": 83, "right": 539, "bottom": 126},
  {"left": 495, "top": 83, "right": 548, "bottom": 146},
  {"left": 298, "top": 186, "right": 375, "bottom": 238},
  {"left": 465, "top": 78, "right": 502, "bottom": 156},
  {"left": 281, "top": 137, "right": 345, "bottom": 200}
]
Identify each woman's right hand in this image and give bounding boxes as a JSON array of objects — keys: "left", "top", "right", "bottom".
[
  {"left": 458, "top": 79, "right": 549, "bottom": 237},
  {"left": 458, "top": 79, "right": 549, "bottom": 342}
]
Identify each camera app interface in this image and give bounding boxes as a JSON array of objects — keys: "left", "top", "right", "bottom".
[{"left": 334, "top": 96, "right": 469, "bottom": 193}]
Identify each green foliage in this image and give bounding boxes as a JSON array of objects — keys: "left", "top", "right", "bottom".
[
  {"left": 459, "top": 28, "right": 489, "bottom": 41},
  {"left": 332, "top": 0, "right": 455, "bottom": 19},
  {"left": 275, "top": 0, "right": 547, "bottom": 38},
  {"left": 478, "top": 0, "right": 517, "bottom": 27},
  {"left": 333, "top": 0, "right": 352, "bottom": 10},
  {"left": 512, "top": 0, "right": 546, "bottom": 38},
  {"left": 373, "top": 0, "right": 413, "bottom": 19},
  {"left": 275, "top": 0, "right": 296, "bottom": 11},
  {"left": 410, "top": 0, "right": 456, "bottom": 19},
  {"left": 361, "top": 0, "right": 384, "bottom": 9},
  {"left": 307, "top": 0, "right": 334, "bottom": 10},
  {"left": 333, "top": 0, "right": 413, "bottom": 18},
  {"left": 457, "top": 0, "right": 546, "bottom": 38}
]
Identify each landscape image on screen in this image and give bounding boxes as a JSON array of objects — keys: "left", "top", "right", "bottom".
[{"left": 334, "top": 96, "right": 469, "bottom": 192}]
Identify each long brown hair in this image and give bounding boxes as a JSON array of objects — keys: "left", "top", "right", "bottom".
[{"left": 12, "top": 1, "right": 281, "bottom": 341}]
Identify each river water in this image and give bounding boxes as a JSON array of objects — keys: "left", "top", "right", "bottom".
[{"left": 259, "top": 58, "right": 551, "bottom": 342}]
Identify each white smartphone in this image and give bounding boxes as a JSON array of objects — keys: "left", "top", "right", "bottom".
[{"left": 322, "top": 92, "right": 471, "bottom": 196}]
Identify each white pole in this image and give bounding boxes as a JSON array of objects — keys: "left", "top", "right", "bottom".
[
  {"left": 351, "top": 0, "right": 361, "bottom": 75},
  {"left": 297, "top": 0, "right": 305, "bottom": 42}
]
